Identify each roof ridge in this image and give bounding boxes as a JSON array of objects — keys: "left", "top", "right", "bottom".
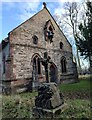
[{"left": 45, "top": 7, "right": 72, "bottom": 47}]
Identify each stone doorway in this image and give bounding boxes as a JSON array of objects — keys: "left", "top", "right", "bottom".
[{"left": 49, "top": 64, "right": 58, "bottom": 83}]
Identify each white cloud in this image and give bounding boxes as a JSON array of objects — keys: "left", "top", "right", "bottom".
[
  {"left": 21, "top": 1, "right": 40, "bottom": 12},
  {"left": 1, "top": 1, "right": 41, "bottom": 22},
  {"left": 1, "top": 0, "right": 56, "bottom": 2},
  {"left": 58, "top": 0, "right": 83, "bottom": 2},
  {"left": 19, "top": 11, "right": 36, "bottom": 21},
  {"left": 19, "top": 1, "right": 40, "bottom": 21},
  {"left": 54, "top": 7, "right": 66, "bottom": 16},
  {"left": 1, "top": 0, "right": 81, "bottom": 2}
]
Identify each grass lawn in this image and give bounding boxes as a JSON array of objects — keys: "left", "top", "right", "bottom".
[
  {"left": 1, "top": 75, "right": 91, "bottom": 119},
  {"left": 2, "top": 95, "right": 91, "bottom": 119},
  {"left": 59, "top": 75, "right": 91, "bottom": 92}
]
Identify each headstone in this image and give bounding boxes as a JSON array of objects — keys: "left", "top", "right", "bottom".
[{"left": 32, "top": 82, "right": 66, "bottom": 118}]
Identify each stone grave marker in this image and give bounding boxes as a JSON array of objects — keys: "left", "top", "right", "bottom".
[{"left": 32, "top": 82, "right": 67, "bottom": 118}]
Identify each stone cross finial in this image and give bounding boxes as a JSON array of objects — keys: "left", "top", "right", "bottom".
[{"left": 43, "top": 2, "right": 46, "bottom": 8}]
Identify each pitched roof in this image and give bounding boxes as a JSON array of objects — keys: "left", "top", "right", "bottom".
[
  {"left": 45, "top": 7, "right": 72, "bottom": 47},
  {"left": 8, "top": 8, "right": 44, "bottom": 35},
  {"left": 8, "top": 4, "right": 71, "bottom": 47}
]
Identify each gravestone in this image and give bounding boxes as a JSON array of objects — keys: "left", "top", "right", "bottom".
[{"left": 32, "top": 82, "right": 66, "bottom": 118}]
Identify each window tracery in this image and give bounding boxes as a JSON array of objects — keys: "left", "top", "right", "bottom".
[{"left": 44, "top": 20, "right": 55, "bottom": 43}]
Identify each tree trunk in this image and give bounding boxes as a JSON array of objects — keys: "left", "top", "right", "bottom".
[
  {"left": 89, "top": 55, "right": 92, "bottom": 74},
  {"left": 76, "top": 47, "right": 81, "bottom": 74}
]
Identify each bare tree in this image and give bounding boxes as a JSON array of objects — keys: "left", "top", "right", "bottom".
[
  {"left": 54, "top": 2, "right": 83, "bottom": 74},
  {"left": 66, "top": 2, "right": 81, "bottom": 73}
]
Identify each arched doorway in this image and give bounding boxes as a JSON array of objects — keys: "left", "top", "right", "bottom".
[
  {"left": 61, "top": 57, "right": 67, "bottom": 73},
  {"left": 49, "top": 63, "right": 58, "bottom": 83}
]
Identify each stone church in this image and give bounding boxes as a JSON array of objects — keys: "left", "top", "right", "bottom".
[{"left": 0, "top": 3, "right": 78, "bottom": 93}]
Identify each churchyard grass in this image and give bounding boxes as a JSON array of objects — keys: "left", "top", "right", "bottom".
[
  {"left": 59, "top": 75, "right": 91, "bottom": 92},
  {"left": 60, "top": 99, "right": 91, "bottom": 119},
  {"left": 2, "top": 95, "right": 91, "bottom": 119},
  {"left": 1, "top": 75, "right": 91, "bottom": 119}
]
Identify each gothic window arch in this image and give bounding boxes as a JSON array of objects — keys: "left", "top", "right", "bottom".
[
  {"left": 47, "top": 26, "right": 54, "bottom": 42},
  {"left": 49, "top": 25, "right": 53, "bottom": 31},
  {"left": 60, "top": 42, "right": 63, "bottom": 49},
  {"left": 32, "top": 54, "right": 41, "bottom": 75},
  {"left": 61, "top": 57, "right": 67, "bottom": 73},
  {"left": 44, "top": 19, "right": 55, "bottom": 43},
  {"left": 32, "top": 35, "right": 38, "bottom": 44}
]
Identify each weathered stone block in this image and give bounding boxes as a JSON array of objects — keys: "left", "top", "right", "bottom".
[
  {"left": 35, "top": 82, "right": 64, "bottom": 109},
  {"left": 32, "top": 82, "right": 66, "bottom": 118}
]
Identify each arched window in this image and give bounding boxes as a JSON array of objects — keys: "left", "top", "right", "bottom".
[
  {"left": 32, "top": 35, "right": 38, "bottom": 44},
  {"left": 49, "top": 26, "right": 53, "bottom": 31},
  {"left": 37, "top": 58, "right": 41, "bottom": 74},
  {"left": 32, "top": 55, "right": 41, "bottom": 75},
  {"left": 61, "top": 57, "right": 66, "bottom": 73},
  {"left": 47, "top": 26, "right": 54, "bottom": 42},
  {"left": 60, "top": 42, "right": 63, "bottom": 49},
  {"left": 44, "top": 20, "right": 55, "bottom": 43}
]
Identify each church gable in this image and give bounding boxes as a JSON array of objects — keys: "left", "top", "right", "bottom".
[
  {"left": 1, "top": 3, "right": 78, "bottom": 93},
  {"left": 9, "top": 5, "right": 72, "bottom": 53}
]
